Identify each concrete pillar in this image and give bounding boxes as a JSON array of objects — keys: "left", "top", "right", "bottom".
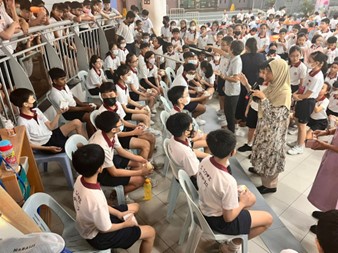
[{"left": 142, "top": 0, "right": 167, "bottom": 36}]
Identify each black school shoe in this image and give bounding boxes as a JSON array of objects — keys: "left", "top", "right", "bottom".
[
  {"left": 257, "top": 185, "right": 277, "bottom": 194},
  {"left": 310, "top": 225, "right": 317, "bottom": 234},
  {"left": 238, "top": 144, "right": 252, "bottom": 152},
  {"left": 312, "top": 211, "right": 324, "bottom": 220},
  {"left": 248, "top": 167, "right": 258, "bottom": 174}
]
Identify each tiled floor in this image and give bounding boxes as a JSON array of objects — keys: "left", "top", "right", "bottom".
[{"left": 40, "top": 98, "right": 326, "bottom": 253}]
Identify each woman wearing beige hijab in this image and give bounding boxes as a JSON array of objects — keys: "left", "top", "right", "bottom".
[{"left": 239, "top": 58, "right": 291, "bottom": 194}]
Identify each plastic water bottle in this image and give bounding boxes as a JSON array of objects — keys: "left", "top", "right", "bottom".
[
  {"left": 0, "top": 140, "right": 18, "bottom": 172},
  {"left": 143, "top": 178, "right": 152, "bottom": 200},
  {"left": 5, "top": 119, "right": 16, "bottom": 137}
]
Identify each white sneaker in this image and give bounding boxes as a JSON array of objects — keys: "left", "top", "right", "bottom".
[
  {"left": 150, "top": 120, "right": 155, "bottom": 125},
  {"left": 218, "top": 115, "right": 226, "bottom": 121},
  {"left": 220, "top": 120, "right": 228, "bottom": 127},
  {"left": 288, "top": 127, "right": 298, "bottom": 135},
  {"left": 287, "top": 141, "right": 297, "bottom": 147},
  {"left": 287, "top": 145, "right": 304, "bottom": 155},
  {"left": 196, "top": 118, "right": 206, "bottom": 125},
  {"left": 217, "top": 109, "right": 224, "bottom": 116}
]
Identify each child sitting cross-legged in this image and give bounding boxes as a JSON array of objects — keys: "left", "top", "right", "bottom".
[
  {"left": 197, "top": 129, "right": 273, "bottom": 253},
  {"left": 72, "top": 144, "right": 155, "bottom": 252},
  {"left": 10, "top": 88, "right": 84, "bottom": 153}
]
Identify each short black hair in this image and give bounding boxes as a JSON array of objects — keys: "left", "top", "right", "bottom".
[
  {"left": 126, "top": 10, "right": 135, "bottom": 19},
  {"left": 230, "top": 40, "right": 244, "bottom": 56},
  {"left": 206, "top": 129, "right": 236, "bottom": 159},
  {"left": 293, "top": 24, "right": 301, "bottom": 31},
  {"left": 48, "top": 67, "right": 67, "bottom": 81},
  {"left": 140, "top": 42, "right": 150, "bottom": 49},
  {"left": 10, "top": 88, "right": 35, "bottom": 108},
  {"left": 166, "top": 113, "right": 192, "bottom": 137},
  {"left": 72, "top": 144, "right": 105, "bottom": 177},
  {"left": 222, "top": 35, "right": 234, "bottom": 45},
  {"left": 321, "top": 18, "right": 330, "bottom": 25},
  {"left": 183, "top": 63, "right": 196, "bottom": 72},
  {"left": 171, "top": 28, "right": 180, "bottom": 33},
  {"left": 333, "top": 80, "right": 338, "bottom": 89},
  {"left": 95, "top": 111, "right": 120, "bottom": 133},
  {"left": 183, "top": 51, "right": 195, "bottom": 59},
  {"left": 317, "top": 210, "right": 338, "bottom": 253},
  {"left": 141, "top": 9, "right": 149, "bottom": 16},
  {"left": 327, "top": 36, "right": 337, "bottom": 44},
  {"left": 168, "top": 86, "right": 186, "bottom": 105},
  {"left": 279, "top": 28, "right": 287, "bottom": 34},
  {"left": 99, "top": 81, "right": 116, "bottom": 94}
]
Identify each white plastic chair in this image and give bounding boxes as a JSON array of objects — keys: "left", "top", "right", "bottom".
[
  {"left": 160, "top": 81, "right": 170, "bottom": 101},
  {"left": 65, "top": 134, "right": 126, "bottom": 205},
  {"left": 160, "top": 96, "right": 172, "bottom": 113},
  {"left": 90, "top": 110, "right": 100, "bottom": 129},
  {"left": 165, "top": 67, "right": 176, "bottom": 87},
  {"left": 159, "top": 112, "right": 170, "bottom": 177},
  {"left": 46, "top": 90, "right": 68, "bottom": 125},
  {"left": 178, "top": 170, "right": 249, "bottom": 253},
  {"left": 22, "top": 192, "right": 110, "bottom": 253},
  {"left": 77, "top": 70, "right": 101, "bottom": 102},
  {"left": 163, "top": 138, "right": 183, "bottom": 221}
]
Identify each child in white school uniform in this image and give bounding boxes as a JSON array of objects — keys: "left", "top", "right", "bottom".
[
  {"left": 197, "top": 129, "right": 272, "bottom": 253},
  {"left": 72, "top": 144, "right": 155, "bottom": 252},
  {"left": 289, "top": 46, "right": 307, "bottom": 94},
  {"left": 327, "top": 80, "right": 338, "bottom": 117},
  {"left": 104, "top": 43, "right": 121, "bottom": 79}
]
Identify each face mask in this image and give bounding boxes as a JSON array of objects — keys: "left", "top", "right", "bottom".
[
  {"left": 119, "top": 124, "right": 124, "bottom": 132},
  {"left": 269, "top": 49, "right": 276, "bottom": 54},
  {"left": 234, "top": 31, "right": 241, "bottom": 36},
  {"left": 183, "top": 96, "right": 191, "bottom": 105},
  {"left": 190, "top": 26, "right": 196, "bottom": 31},
  {"left": 103, "top": 97, "right": 116, "bottom": 106},
  {"left": 188, "top": 59, "right": 198, "bottom": 65},
  {"left": 112, "top": 49, "right": 119, "bottom": 55},
  {"left": 142, "top": 16, "right": 147, "bottom": 20},
  {"left": 148, "top": 58, "right": 156, "bottom": 65},
  {"left": 142, "top": 38, "right": 149, "bottom": 43},
  {"left": 120, "top": 43, "right": 126, "bottom": 48},
  {"left": 214, "top": 56, "right": 220, "bottom": 61},
  {"left": 186, "top": 74, "right": 195, "bottom": 81}
]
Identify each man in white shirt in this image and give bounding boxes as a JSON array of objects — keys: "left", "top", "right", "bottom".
[
  {"left": 116, "top": 11, "right": 136, "bottom": 54},
  {"left": 140, "top": 9, "right": 155, "bottom": 35}
]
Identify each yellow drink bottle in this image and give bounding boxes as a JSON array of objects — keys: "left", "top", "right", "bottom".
[{"left": 143, "top": 178, "right": 152, "bottom": 200}]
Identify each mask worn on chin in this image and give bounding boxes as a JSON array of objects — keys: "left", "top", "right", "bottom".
[
  {"left": 234, "top": 31, "right": 241, "bottom": 36},
  {"left": 103, "top": 97, "right": 116, "bottom": 106},
  {"left": 185, "top": 74, "right": 195, "bottom": 81}
]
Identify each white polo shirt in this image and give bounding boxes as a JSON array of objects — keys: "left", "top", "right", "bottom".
[
  {"left": 168, "top": 136, "right": 199, "bottom": 177},
  {"left": 116, "top": 82, "right": 130, "bottom": 105},
  {"left": 98, "top": 101, "right": 126, "bottom": 120},
  {"left": 185, "top": 31, "right": 199, "bottom": 43},
  {"left": 172, "top": 74, "right": 188, "bottom": 88},
  {"left": 197, "top": 35, "right": 208, "bottom": 50},
  {"left": 289, "top": 62, "right": 307, "bottom": 86},
  {"left": 89, "top": 130, "right": 121, "bottom": 168},
  {"left": 224, "top": 55, "right": 242, "bottom": 96},
  {"left": 139, "top": 64, "right": 158, "bottom": 80},
  {"left": 164, "top": 52, "right": 179, "bottom": 70},
  {"left": 255, "top": 34, "right": 270, "bottom": 51},
  {"left": 171, "top": 38, "right": 184, "bottom": 50},
  {"left": 73, "top": 176, "right": 111, "bottom": 239},
  {"left": 17, "top": 108, "right": 52, "bottom": 146},
  {"left": 116, "top": 21, "right": 134, "bottom": 44},
  {"left": 197, "top": 156, "right": 238, "bottom": 217},
  {"left": 161, "top": 26, "right": 172, "bottom": 42},
  {"left": 50, "top": 85, "right": 77, "bottom": 108},
  {"left": 86, "top": 68, "right": 105, "bottom": 90},
  {"left": 303, "top": 70, "right": 324, "bottom": 99},
  {"left": 0, "top": 4, "right": 16, "bottom": 55},
  {"left": 328, "top": 90, "right": 338, "bottom": 112},
  {"left": 129, "top": 68, "right": 141, "bottom": 91},
  {"left": 327, "top": 48, "right": 338, "bottom": 65},
  {"left": 104, "top": 55, "right": 121, "bottom": 72},
  {"left": 141, "top": 18, "right": 154, "bottom": 34},
  {"left": 310, "top": 98, "right": 329, "bottom": 120},
  {"left": 117, "top": 48, "right": 129, "bottom": 63},
  {"left": 324, "top": 72, "right": 338, "bottom": 87}
]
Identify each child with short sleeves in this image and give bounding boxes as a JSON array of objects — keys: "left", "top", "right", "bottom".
[
  {"left": 164, "top": 44, "right": 179, "bottom": 71},
  {"left": 326, "top": 36, "right": 338, "bottom": 66},
  {"left": 197, "top": 129, "right": 272, "bottom": 253},
  {"left": 289, "top": 51, "right": 327, "bottom": 155},
  {"left": 289, "top": 46, "right": 307, "bottom": 93},
  {"left": 117, "top": 37, "right": 129, "bottom": 64},
  {"left": 306, "top": 82, "right": 330, "bottom": 139},
  {"left": 9, "top": 88, "right": 83, "bottom": 153},
  {"left": 324, "top": 61, "right": 338, "bottom": 87},
  {"left": 104, "top": 43, "right": 121, "bottom": 79},
  {"left": 72, "top": 144, "right": 155, "bottom": 252},
  {"left": 86, "top": 55, "right": 107, "bottom": 96}
]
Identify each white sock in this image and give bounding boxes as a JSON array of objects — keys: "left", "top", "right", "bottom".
[{"left": 247, "top": 142, "right": 253, "bottom": 147}]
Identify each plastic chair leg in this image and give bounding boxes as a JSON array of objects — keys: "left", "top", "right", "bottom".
[
  {"left": 241, "top": 235, "right": 248, "bottom": 253},
  {"left": 166, "top": 178, "right": 180, "bottom": 220},
  {"left": 161, "top": 156, "right": 169, "bottom": 177},
  {"left": 114, "top": 185, "right": 126, "bottom": 205},
  {"left": 59, "top": 157, "right": 74, "bottom": 189},
  {"left": 178, "top": 213, "right": 191, "bottom": 245},
  {"left": 185, "top": 223, "right": 202, "bottom": 253}
]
